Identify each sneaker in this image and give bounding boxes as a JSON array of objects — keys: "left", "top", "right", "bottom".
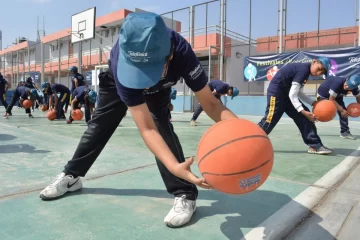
[
  {"left": 308, "top": 146, "right": 333, "bottom": 155},
  {"left": 28, "top": 114, "right": 34, "bottom": 118},
  {"left": 340, "top": 132, "right": 357, "bottom": 140},
  {"left": 66, "top": 119, "right": 73, "bottom": 124},
  {"left": 40, "top": 172, "right": 82, "bottom": 200},
  {"left": 190, "top": 120, "right": 196, "bottom": 126},
  {"left": 164, "top": 195, "right": 196, "bottom": 228},
  {"left": 3, "top": 112, "right": 11, "bottom": 118}
]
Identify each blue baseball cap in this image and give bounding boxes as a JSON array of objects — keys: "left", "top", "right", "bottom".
[
  {"left": 88, "top": 90, "right": 97, "bottom": 104},
  {"left": 231, "top": 87, "right": 239, "bottom": 99},
  {"left": 117, "top": 12, "right": 171, "bottom": 89},
  {"left": 346, "top": 74, "right": 360, "bottom": 90},
  {"left": 317, "top": 57, "right": 331, "bottom": 77},
  {"left": 30, "top": 88, "right": 38, "bottom": 97},
  {"left": 69, "top": 66, "right": 78, "bottom": 72},
  {"left": 41, "top": 82, "right": 50, "bottom": 91}
]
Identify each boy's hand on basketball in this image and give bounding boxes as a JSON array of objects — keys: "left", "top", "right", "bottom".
[
  {"left": 302, "top": 111, "right": 317, "bottom": 122},
  {"left": 176, "top": 157, "right": 212, "bottom": 190},
  {"left": 340, "top": 109, "right": 349, "bottom": 118}
]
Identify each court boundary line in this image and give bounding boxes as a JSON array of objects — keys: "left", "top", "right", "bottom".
[{"left": 242, "top": 145, "right": 360, "bottom": 240}]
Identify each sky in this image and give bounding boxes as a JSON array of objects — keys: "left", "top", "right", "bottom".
[{"left": 0, "top": 0, "right": 357, "bottom": 49}]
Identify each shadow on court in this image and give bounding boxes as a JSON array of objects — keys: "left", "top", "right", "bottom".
[
  {"left": 0, "top": 144, "right": 51, "bottom": 154},
  {"left": 0, "top": 134, "right": 17, "bottom": 141},
  {"left": 56, "top": 188, "right": 334, "bottom": 240}
]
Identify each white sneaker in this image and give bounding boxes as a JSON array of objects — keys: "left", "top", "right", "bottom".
[
  {"left": 40, "top": 172, "right": 82, "bottom": 200},
  {"left": 190, "top": 120, "right": 196, "bottom": 126},
  {"left": 164, "top": 195, "right": 196, "bottom": 227}
]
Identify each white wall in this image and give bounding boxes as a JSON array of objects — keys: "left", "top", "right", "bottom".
[
  {"left": 225, "top": 41, "right": 264, "bottom": 95},
  {"left": 59, "top": 76, "right": 70, "bottom": 86}
]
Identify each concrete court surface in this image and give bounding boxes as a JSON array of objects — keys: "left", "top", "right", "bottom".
[{"left": 0, "top": 108, "right": 360, "bottom": 240}]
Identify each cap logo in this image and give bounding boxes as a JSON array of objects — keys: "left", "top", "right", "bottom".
[
  {"left": 128, "top": 51, "right": 148, "bottom": 57},
  {"left": 127, "top": 51, "right": 150, "bottom": 63}
]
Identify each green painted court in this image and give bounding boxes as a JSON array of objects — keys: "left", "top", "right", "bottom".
[{"left": 0, "top": 108, "right": 359, "bottom": 240}]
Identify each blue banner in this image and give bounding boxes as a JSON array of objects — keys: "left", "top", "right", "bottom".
[
  {"left": 22, "top": 71, "right": 41, "bottom": 83},
  {"left": 243, "top": 47, "right": 360, "bottom": 82}
]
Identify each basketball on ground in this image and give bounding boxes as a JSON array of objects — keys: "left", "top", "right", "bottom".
[
  {"left": 46, "top": 110, "right": 56, "bottom": 121},
  {"left": 23, "top": 100, "right": 32, "bottom": 109},
  {"left": 196, "top": 118, "right": 274, "bottom": 194},
  {"left": 72, "top": 109, "right": 83, "bottom": 121},
  {"left": 347, "top": 102, "right": 360, "bottom": 118},
  {"left": 312, "top": 100, "right": 337, "bottom": 122},
  {"left": 41, "top": 105, "right": 48, "bottom": 111}
]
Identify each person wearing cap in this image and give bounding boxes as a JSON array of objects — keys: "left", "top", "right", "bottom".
[
  {"left": 39, "top": 12, "right": 239, "bottom": 227},
  {"left": 258, "top": 57, "right": 333, "bottom": 155},
  {"left": 66, "top": 85, "right": 97, "bottom": 124},
  {"left": 41, "top": 82, "right": 70, "bottom": 120},
  {"left": 67, "top": 66, "right": 86, "bottom": 112},
  {"left": 190, "top": 79, "right": 239, "bottom": 126},
  {"left": 24, "top": 76, "right": 41, "bottom": 112},
  {"left": 16, "top": 80, "right": 25, "bottom": 109},
  {"left": 0, "top": 73, "right": 9, "bottom": 111},
  {"left": 316, "top": 74, "right": 360, "bottom": 140},
  {"left": 3, "top": 86, "right": 37, "bottom": 118}
]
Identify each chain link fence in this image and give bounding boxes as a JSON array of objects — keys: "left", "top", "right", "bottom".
[{"left": 0, "top": 0, "right": 358, "bottom": 102}]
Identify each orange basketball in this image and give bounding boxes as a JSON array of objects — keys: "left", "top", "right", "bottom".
[
  {"left": 196, "top": 118, "right": 274, "bottom": 195},
  {"left": 41, "top": 105, "right": 48, "bottom": 111},
  {"left": 46, "top": 110, "right": 56, "bottom": 121},
  {"left": 347, "top": 103, "right": 360, "bottom": 118},
  {"left": 23, "top": 99, "right": 32, "bottom": 109},
  {"left": 72, "top": 109, "right": 83, "bottom": 121},
  {"left": 312, "top": 100, "right": 337, "bottom": 122}
]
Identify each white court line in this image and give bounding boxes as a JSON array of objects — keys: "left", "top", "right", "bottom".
[{"left": 242, "top": 145, "right": 360, "bottom": 240}]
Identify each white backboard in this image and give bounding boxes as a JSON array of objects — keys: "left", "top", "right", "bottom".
[{"left": 71, "top": 7, "right": 96, "bottom": 44}]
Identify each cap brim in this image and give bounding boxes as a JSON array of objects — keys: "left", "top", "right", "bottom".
[
  {"left": 323, "top": 69, "right": 328, "bottom": 77},
  {"left": 117, "top": 51, "right": 165, "bottom": 90}
]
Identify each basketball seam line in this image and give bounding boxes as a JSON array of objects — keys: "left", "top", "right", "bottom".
[
  {"left": 197, "top": 135, "right": 270, "bottom": 167},
  {"left": 201, "top": 158, "right": 272, "bottom": 176}
]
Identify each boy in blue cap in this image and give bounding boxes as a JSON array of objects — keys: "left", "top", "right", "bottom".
[
  {"left": 40, "top": 12, "right": 239, "bottom": 227},
  {"left": 258, "top": 57, "right": 332, "bottom": 155},
  {"left": 41, "top": 82, "right": 70, "bottom": 120},
  {"left": 67, "top": 66, "right": 86, "bottom": 113},
  {"left": 24, "top": 76, "right": 41, "bottom": 111},
  {"left": 4, "top": 86, "right": 37, "bottom": 118},
  {"left": 316, "top": 74, "right": 360, "bottom": 140},
  {"left": 0, "top": 73, "right": 9, "bottom": 111},
  {"left": 190, "top": 79, "right": 239, "bottom": 126},
  {"left": 66, "top": 86, "right": 97, "bottom": 124}
]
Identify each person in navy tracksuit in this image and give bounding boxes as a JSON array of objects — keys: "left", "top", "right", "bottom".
[
  {"left": 4, "top": 86, "right": 38, "bottom": 118},
  {"left": 0, "top": 73, "right": 9, "bottom": 111},
  {"left": 24, "top": 77, "right": 41, "bottom": 111},
  {"left": 40, "top": 12, "right": 239, "bottom": 228},
  {"left": 66, "top": 85, "right": 97, "bottom": 124},
  {"left": 317, "top": 74, "right": 360, "bottom": 140},
  {"left": 41, "top": 82, "right": 70, "bottom": 120},
  {"left": 67, "top": 66, "right": 86, "bottom": 113},
  {"left": 17, "top": 80, "right": 25, "bottom": 108},
  {"left": 258, "top": 57, "right": 333, "bottom": 155},
  {"left": 190, "top": 79, "right": 239, "bottom": 126}
]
